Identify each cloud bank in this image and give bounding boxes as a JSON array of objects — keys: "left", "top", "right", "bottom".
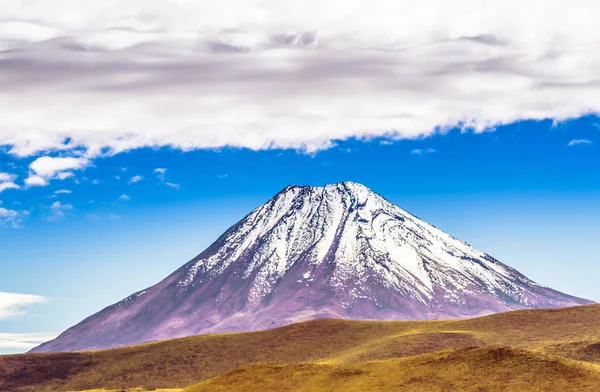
[
  {"left": 1, "top": 0, "right": 600, "bottom": 157},
  {"left": 0, "top": 332, "right": 56, "bottom": 350}
]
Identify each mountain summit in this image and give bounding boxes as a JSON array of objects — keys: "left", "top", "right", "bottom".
[{"left": 33, "top": 182, "right": 592, "bottom": 352}]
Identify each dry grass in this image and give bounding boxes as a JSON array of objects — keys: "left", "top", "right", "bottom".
[
  {"left": 185, "top": 348, "right": 600, "bottom": 392},
  {"left": 73, "top": 389, "right": 181, "bottom": 392},
  {"left": 3, "top": 304, "right": 600, "bottom": 391}
]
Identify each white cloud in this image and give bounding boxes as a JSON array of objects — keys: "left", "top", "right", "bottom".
[
  {"left": 26, "top": 156, "right": 87, "bottom": 186},
  {"left": 567, "top": 139, "right": 593, "bottom": 146},
  {"left": 0, "top": 173, "right": 16, "bottom": 182},
  {"left": 0, "top": 1, "right": 599, "bottom": 157},
  {"left": 29, "top": 157, "right": 87, "bottom": 177},
  {"left": 0, "top": 182, "right": 19, "bottom": 193},
  {"left": 47, "top": 201, "right": 73, "bottom": 221},
  {"left": 56, "top": 172, "right": 75, "bottom": 180},
  {"left": 0, "top": 332, "right": 57, "bottom": 350},
  {"left": 0, "top": 292, "right": 48, "bottom": 319},
  {"left": 154, "top": 167, "right": 170, "bottom": 184},
  {"left": 0, "top": 173, "right": 20, "bottom": 193},
  {"left": 119, "top": 194, "right": 130, "bottom": 201},
  {"left": 165, "top": 182, "right": 180, "bottom": 190},
  {"left": 54, "top": 189, "right": 72, "bottom": 195},
  {"left": 0, "top": 207, "right": 22, "bottom": 227},
  {"left": 411, "top": 148, "right": 437, "bottom": 155},
  {"left": 0, "top": 207, "right": 18, "bottom": 219},
  {"left": 24, "top": 175, "right": 48, "bottom": 187},
  {"left": 51, "top": 201, "right": 73, "bottom": 210},
  {"left": 129, "top": 175, "right": 144, "bottom": 183}
]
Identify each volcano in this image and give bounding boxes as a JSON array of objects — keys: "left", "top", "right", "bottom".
[{"left": 32, "top": 182, "right": 592, "bottom": 352}]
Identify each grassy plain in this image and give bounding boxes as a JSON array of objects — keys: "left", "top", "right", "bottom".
[{"left": 2, "top": 304, "right": 600, "bottom": 391}]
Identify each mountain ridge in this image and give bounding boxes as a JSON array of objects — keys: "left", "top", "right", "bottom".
[{"left": 32, "top": 182, "right": 592, "bottom": 353}]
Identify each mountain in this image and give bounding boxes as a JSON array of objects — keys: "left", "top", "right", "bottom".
[{"left": 32, "top": 182, "right": 592, "bottom": 352}]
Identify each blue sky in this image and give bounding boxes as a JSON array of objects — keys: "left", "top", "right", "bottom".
[{"left": 1, "top": 116, "right": 599, "bottom": 354}]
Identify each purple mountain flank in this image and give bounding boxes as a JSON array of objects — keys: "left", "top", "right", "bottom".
[{"left": 32, "top": 182, "right": 592, "bottom": 353}]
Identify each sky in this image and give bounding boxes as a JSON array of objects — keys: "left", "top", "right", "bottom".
[{"left": 1, "top": 0, "right": 600, "bottom": 354}]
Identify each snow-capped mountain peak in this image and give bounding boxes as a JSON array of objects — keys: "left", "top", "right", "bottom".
[{"left": 32, "top": 182, "right": 592, "bottom": 353}]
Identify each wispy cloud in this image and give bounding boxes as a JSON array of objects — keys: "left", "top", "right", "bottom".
[
  {"left": 128, "top": 175, "right": 144, "bottom": 184},
  {"left": 56, "top": 172, "right": 75, "bottom": 180},
  {"left": 119, "top": 194, "right": 130, "bottom": 201},
  {"left": 154, "top": 168, "right": 179, "bottom": 189},
  {"left": 0, "top": 182, "right": 19, "bottom": 192},
  {"left": 0, "top": 173, "right": 16, "bottom": 182},
  {"left": 154, "top": 168, "right": 167, "bottom": 181},
  {"left": 0, "top": 207, "right": 23, "bottom": 227},
  {"left": 54, "top": 189, "right": 72, "bottom": 195},
  {"left": 47, "top": 201, "right": 73, "bottom": 221},
  {"left": 0, "top": 332, "right": 56, "bottom": 350},
  {"left": 0, "top": 292, "right": 48, "bottom": 319},
  {"left": 411, "top": 148, "right": 437, "bottom": 155},
  {"left": 567, "top": 139, "right": 593, "bottom": 147},
  {"left": 50, "top": 201, "right": 73, "bottom": 210},
  {"left": 0, "top": 173, "right": 20, "bottom": 193}
]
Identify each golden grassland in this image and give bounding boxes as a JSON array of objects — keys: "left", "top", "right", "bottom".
[
  {"left": 74, "top": 389, "right": 181, "bottom": 392},
  {"left": 3, "top": 304, "right": 600, "bottom": 391}
]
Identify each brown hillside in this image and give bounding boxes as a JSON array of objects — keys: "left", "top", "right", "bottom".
[{"left": 2, "top": 304, "right": 600, "bottom": 392}]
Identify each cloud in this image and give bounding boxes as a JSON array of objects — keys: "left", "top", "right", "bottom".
[
  {"left": 154, "top": 168, "right": 177, "bottom": 187},
  {"left": 0, "top": 292, "right": 48, "bottom": 319},
  {"left": 128, "top": 175, "right": 144, "bottom": 184},
  {"left": 0, "top": 1, "right": 600, "bottom": 157},
  {"left": 0, "top": 173, "right": 16, "bottom": 182},
  {"left": 119, "top": 194, "right": 130, "bottom": 201},
  {"left": 0, "top": 207, "right": 22, "bottom": 227},
  {"left": 154, "top": 168, "right": 167, "bottom": 181},
  {"left": 0, "top": 182, "right": 19, "bottom": 192},
  {"left": 26, "top": 156, "right": 87, "bottom": 186},
  {"left": 0, "top": 173, "right": 20, "bottom": 193},
  {"left": 24, "top": 175, "right": 48, "bottom": 187},
  {"left": 47, "top": 201, "right": 73, "bottom": 221},
  {"left": 29, "top": 157, "right": 87, "bottom": 177},
  {"left": 0, "top": 332, "right": 57, "bottom": 350},
  {"left": 51, "top": 201, "right": 73, "bottom": 210},
  {"left": 56, "top": 172, "right": 75, "bottom": 180},
  {"left": 567, "top": 139, "right": 593, "bottom": 146},
  {"left": 411, "top": 148, "right": 437, "bottom": 155},
  {"left": 54, "top": 189, "right": 72, "bottom": 195}
]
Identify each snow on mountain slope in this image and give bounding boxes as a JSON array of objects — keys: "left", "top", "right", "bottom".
[{"left": 32, "top": 182, "right": 593, "bottom": 353}]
